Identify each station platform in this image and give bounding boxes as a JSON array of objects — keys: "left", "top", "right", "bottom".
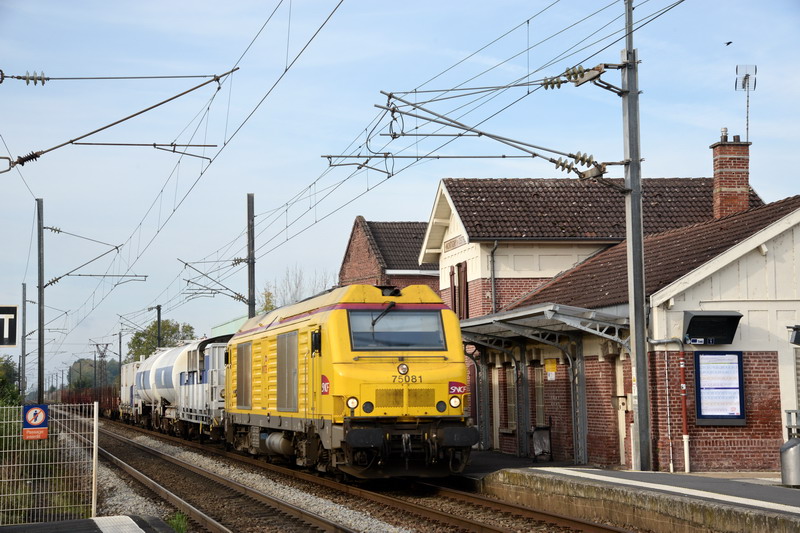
[
  {"left": 459, "top": 451, "right": 800, "bottom": 533},
  {"left": 0, "top": 515, "right": 173, "bottom": 533}
]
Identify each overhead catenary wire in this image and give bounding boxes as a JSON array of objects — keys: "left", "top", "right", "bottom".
[
  {"left": 153, "top": 1, "right": 658, "bottom": 304},
  {"left": 98, "top": 1, "right": 680, "bottom": 349},
  {"left": 2, "top": 68, "right": 238, "bottom": 172},
  {"left": 81, "top": 2, "right": 344, "bottom": 341}
]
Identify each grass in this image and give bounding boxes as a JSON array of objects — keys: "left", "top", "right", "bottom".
[{"left": 166, "top": 512, "right": 189, "bottom": 533}]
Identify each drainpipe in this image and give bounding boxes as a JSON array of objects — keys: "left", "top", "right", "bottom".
[
  {"left": 649, "top": 337, "right": 689, "bottom": 473},
  {"left": 490, "top": 241, "right": 499, "bottom": 314}
]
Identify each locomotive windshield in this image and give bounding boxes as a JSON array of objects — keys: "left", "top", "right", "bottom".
[{"left": 349, "top": 310, "right": 447, "bottom": 350}]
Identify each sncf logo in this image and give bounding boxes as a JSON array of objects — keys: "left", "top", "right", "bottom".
[
  {"left": 448, "top": 381, "right": 467, "bottom": 394},
  {"left": 321, "top": 375, "right": 330, "bottom": 395}
]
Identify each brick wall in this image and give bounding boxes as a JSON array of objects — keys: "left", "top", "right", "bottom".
[
  {"left": 497, "top": 364, "right": 518, "bottom": 454},
  {"left": 441, "top": 278, "right": 550, "bottom": 318},
  {"left": 710, "top": 136, "right": 751, "bottom": 219},
  {"left": 528, "top": 362, "right": 574, "bottom": 462},
  {"left": 339, "top": 222, "right": 383, "bottom": 286},
  {"left": 649, "top": 350, "right": 782, "bottom": 471},
  {"left": 386, "top": 274, "right": 439, "bottom": 292},
  {"left": 584, "top": 357, "right": 621, "bottom": 465}
]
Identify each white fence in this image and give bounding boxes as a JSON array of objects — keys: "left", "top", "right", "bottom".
[{"left": 0, "top": 403, "right": 98, "bottom": 526}]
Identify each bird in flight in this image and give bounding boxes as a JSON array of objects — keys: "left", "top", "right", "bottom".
[{"left": 725, "top": 41, "right": 733, "bottom": 46}]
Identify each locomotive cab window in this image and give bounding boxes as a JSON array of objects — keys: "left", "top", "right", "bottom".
[{"left": 349, "top": 310, "right": 446, "bottom": 350}]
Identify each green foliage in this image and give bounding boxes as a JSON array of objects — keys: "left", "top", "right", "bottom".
[
  {"left": 259, "top": 285, "right": 277, "bottom": 313},
  {"left": 67, "top": 358, "right": 120, "bottom": 389},
  {"left": 0, "top": 355, "right": 21, "bottom": 405},
  {"left": 126, "top": 319, "right": 195, "bottom": 363},
  {"left": 166, "top": 512, "right": 189, "bottom": 533}
]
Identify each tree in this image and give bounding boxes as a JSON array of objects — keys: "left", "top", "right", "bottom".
[
  {"left": 126, "top": 319, "right": 195, "bottom": 363},
  {"left": 0, "top": 355, "right": 20, "bottom": 405},
  {"left": 68, "top": 357, "right": 119, "bottom": 389},
  {"left": 258, "top": 286, "right": 277, "bottom": 314},
  {"left": 258, "top": 264, "right": 334, "bottom": 311}
]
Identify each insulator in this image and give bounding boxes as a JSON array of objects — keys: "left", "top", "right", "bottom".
[
  {"left": 574, "top": 152, "right": 594, "bottom": 166},
  {"left": 15, "top": 151, "right": 41, "bottom": 166},
  {"left": 565, "top": 66, "right": 586, "bottom": 81},
  {"left": 555, "top": 158, "right": 575, "bottom": 173},
  {"left": 23, "top": 70, "right": 46, "bottom": 86},
  {"left": 542, "top": 77, "right": 563, "bottom": 90}
]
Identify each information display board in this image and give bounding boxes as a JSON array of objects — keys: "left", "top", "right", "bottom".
[{"left": 694, "top": 351, "right": 745, "bottom": 426}]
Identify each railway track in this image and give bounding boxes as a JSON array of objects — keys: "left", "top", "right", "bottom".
[
  {"left": 101, "top": 420, "right": 631, "bottom": 532},
  {"left": 99, "top": 429, "right": 353, "bottom": 532}
]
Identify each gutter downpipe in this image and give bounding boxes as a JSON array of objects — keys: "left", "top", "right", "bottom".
[
  {"left": 490, "top": 241, "right": 499, "bottom": 314},
  {"left": 648, "top": 337, "right": 689, "bottom": 473}
]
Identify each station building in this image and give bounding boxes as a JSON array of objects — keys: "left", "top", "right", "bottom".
[
  {"left": 339, "top": 216, "right": 438, "bottom": 291},
  {"left": 340, "top": 132, "right": 800, "bottom": 471}
]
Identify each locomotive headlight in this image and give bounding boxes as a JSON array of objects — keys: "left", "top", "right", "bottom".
[
  {"left": 346, "top": 396, "right": 359, "bottom": 409},
  {"left": 449, "top": 396, "right": 461, "bottom": 408},
  {"left": 397, "top": 363, "right": 409, "bottom": 375}
]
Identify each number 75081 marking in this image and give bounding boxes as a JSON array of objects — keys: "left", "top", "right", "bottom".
[{"left": 392, "top": 375, "right": 422, "bottom": 383}]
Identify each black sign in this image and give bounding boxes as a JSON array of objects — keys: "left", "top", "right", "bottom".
[{"left": 0, "top": 306, "right": 18, "bottom": 347}]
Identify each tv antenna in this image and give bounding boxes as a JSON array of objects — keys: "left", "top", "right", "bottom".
[{"left": 735, "top": 65, "right": 757, "bottom": 142}]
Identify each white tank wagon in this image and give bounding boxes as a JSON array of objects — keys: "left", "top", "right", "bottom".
[
  {"left": 118, "top": 360, "right": 141, "bottom": 422},
  {"left": 177, "top": 336, "right": 232, "bottom": 440},
  {"left": 134, "top": 343, "right": 193, "bottom": 431}
]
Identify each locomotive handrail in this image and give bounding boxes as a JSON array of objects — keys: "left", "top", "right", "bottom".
[{"left": 351, "top": 355, "right": 449, "bottom": 360}]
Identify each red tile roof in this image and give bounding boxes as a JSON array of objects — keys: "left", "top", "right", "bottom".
[
  {"left": 444, "top": 177, "right": 763, "bottom": 241},
  {"left": 364, "top": 220, "right": 438, "bottom": 271},
  {"left": 507, "top": 195, "right": 800, "bottom": 310}
]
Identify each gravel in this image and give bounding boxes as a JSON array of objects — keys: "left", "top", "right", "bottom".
[
  {"left": 96, "top": 459, "right": 174, "bottom": 520},
  {"left": 98, "top": 422, "right": 413, "bottom": 533}
]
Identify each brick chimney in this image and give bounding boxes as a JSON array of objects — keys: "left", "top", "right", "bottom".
[{"left": 710, "top": 127, "right": 751, "bottom": 219}]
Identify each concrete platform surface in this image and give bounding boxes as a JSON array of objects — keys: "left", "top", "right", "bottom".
[
  {"left": 0, "top": 515, "right": 173, "bottom": 533},
  {"left": 461, "top": 452, "right": 799, "bottom": 533}
]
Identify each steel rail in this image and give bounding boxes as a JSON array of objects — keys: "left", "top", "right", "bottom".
[
  {"left": 98, "top": 447, "right": 231, "bottom": 533},
  {"left": 105, "top": 422, "right": 510, "bottom": 531},
  {"left": 105, "top": 421, "right": 616, "bottom": 532},
  {"left": 99, "top": 428, "right": 354, "bottom": 533}
]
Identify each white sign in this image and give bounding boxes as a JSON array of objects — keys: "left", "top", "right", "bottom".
[{"left": 0, "top": 306, "right": 17, "bottom": 347}]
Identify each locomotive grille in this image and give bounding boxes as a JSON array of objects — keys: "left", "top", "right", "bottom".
[
  {"left": 409, "top": 388, "right": 435, "bottom": 407},
  {"left": 376, "top": 389, "right": 403, "bottom": 407}
]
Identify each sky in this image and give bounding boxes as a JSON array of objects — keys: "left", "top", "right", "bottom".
[{"left": 1, "top": 0, "right": 798, "bottom": 393}]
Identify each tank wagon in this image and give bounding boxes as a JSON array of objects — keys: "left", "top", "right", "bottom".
[
  {"left": 122, "top": 284, "right": 477, "bottom": 478},
  {"left": 123, "top": 336, "right": 230, "bottom": 434}
]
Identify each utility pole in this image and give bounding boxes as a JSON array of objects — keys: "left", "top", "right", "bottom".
[
  {"left": 92, "top": 343, "right": 110, "bottom": 403},
  {"left": 621, "top": 0, "right": 651, "bottom": 471},
  {"left": 118, "top": 331, "right": 122, "bottom": 385},
  {"left": 20, "top": 283, "right": 26, "bottom": 397},
  {"left": 37, "top": 198, "right": 44, "bottom": 405},
  {"left": 150, "top": 305, "right": 162, "bottom": 347},
  {"left": 247, "top": 193, "right": 256, "bottom": 318}
]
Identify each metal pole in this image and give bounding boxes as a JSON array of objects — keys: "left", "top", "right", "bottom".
[
  {"left": 156, "top": 304, "right": 162, "bottom": 347},
  {"left": 91, "top": 401, "right": 98, "bottom": 517},
  {"left": 93, "top": 345, "right": 97, "bottom": 402},
  {"left": 621, "top": 0, "right": 651, "bottom": 471},
  {"left": 20, "top": 283, "right": 26, "bottom": 398},
  {"left": 247, "top": 193, "right": 256, "bottom": 318},
  {"left": 37, "top": 198, "right": 44, "bottom": 404}
]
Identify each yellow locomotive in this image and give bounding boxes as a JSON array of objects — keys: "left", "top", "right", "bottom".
[{"left": 224, "top": 284, "right": 478, "bottom": 478}]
